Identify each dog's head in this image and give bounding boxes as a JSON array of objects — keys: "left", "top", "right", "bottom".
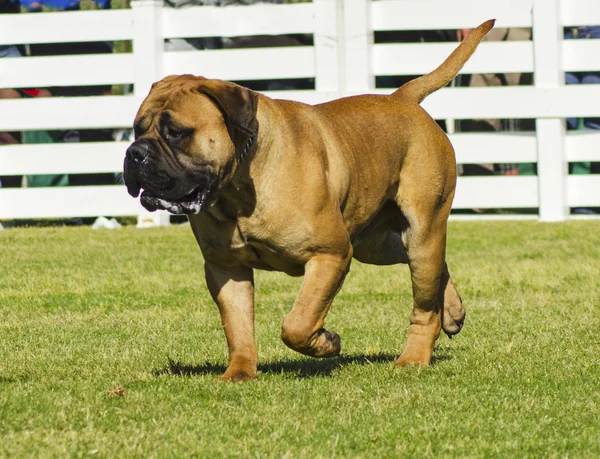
[{"left": 124, "top": 75, "right": 259, "bottom": 214}]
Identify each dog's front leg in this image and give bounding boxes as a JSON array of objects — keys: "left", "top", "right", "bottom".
[
  {"left": 281, "top": 251, "right": 352, "bottom": 358},
  {"left": 204, "top": 260, "right": 257, "bottom": 382}
]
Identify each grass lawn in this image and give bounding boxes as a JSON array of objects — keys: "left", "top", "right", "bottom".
[{"left": 0, "top": 220, "right": 599, "bottom": 457}]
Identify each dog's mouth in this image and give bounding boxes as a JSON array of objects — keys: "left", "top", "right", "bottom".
[
  {"left": 140, "top": 186, "right": 212, "bottom": 215},
  {"left": 123, "top": 145, "right": 219, "bottom": 215}
]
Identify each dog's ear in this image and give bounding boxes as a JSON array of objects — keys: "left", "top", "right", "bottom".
[{"left": 196, "top": 80, "right": 259, "bottom": 146}]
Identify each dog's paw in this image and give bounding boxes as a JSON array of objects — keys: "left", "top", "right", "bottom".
[
  {"left": 395, "top": 332, "right": 435, "bottom": 367},
  {"left": 441, "top": 277, "right": 465, "bottom": 338},
  {"left": 395, "top": 349, "right": 431, "bottom": 367},
  {"left": 219, "top": 360, "right": 257, "bottom": 383},
  {"left": 311, "top": 329, "right": 341, "bottom": 358},
  {"left": 292, "top": 328, "right": 341, "bottom": 358},
  {"left": 442, "top": 303, "right": 465, "bottom": 337},
  {"left": 219, "top": 369, "right": 256, "bottom": 383},
  {"left": 282, "top": 316, "right": 342, "bottom": 358}
]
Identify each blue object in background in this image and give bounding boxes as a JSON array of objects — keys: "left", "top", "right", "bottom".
[{"left": 21, "top": 0, "right": 111, "bottom": 11}]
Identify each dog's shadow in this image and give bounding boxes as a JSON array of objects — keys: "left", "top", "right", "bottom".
[
  {"left": 153, "top": 350, "right": 453, "bottom": 379},
  {"left": 154, "top": 353, "right": 395, "bottom": 379}
]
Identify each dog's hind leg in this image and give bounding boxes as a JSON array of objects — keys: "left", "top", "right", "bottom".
[
  {"left": 354, "top": 210, "right": 464, "bottom": 338},
  {"left": 394, "top": 151, "right": 456, "bottom": 365},
  {"left": 440, "top": 263, "right": 465, "bottom": 337},
  {"left": 395, "top": 215, "right": 447, "bottom": 367}
]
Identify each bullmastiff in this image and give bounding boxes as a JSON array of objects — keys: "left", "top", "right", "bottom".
[{"left": 124, "top": 20, "right": 494, "bottom": 381}]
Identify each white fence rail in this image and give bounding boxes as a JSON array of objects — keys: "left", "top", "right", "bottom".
[{"left": 0, "top": 0, "right": 599, "bottom": 223}]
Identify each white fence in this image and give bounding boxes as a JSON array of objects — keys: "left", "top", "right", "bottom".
[{"left": 0, "top": 0, "right": 599, "bottom": 223}]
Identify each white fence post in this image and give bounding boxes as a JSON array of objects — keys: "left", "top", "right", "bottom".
[
  {"left": 313, "top": 0, "right": 344, "bottom": 98},
  {"left": 131, "top": 0, "right": 163, "bottom": 99},
  {"left": 131, "top": 0, "right": 171, "bottom": 226},
  {"left": 342, "top": 0, "right": 373, "bottom": 96},
  {"left": 533, "top": 0, "right": 568, "bottom": 221}
]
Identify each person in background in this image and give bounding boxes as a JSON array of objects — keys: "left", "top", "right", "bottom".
[
  {"left": 164, "top": 0, "right": 290, "bottom": 53},
  {"left": 164, "top": 0, "right": 312, "bottom": 92},
  {"left": 0, "top": 0, "right": 24, "bottom": 189},
  {"left": 0, "top": 0, "right": 20, "bottom": 63},
  {"left": 565, "top": 27, "right": 600, "bottom": 133},
  {"left": 21, "top": 0, "right": 116, "bottom": 189},
  {"left": 565, "top": 26, "right": 600, "bottom": 214},
  {"left": 0, "top": 0, "right": 22, "bottom": 148},
  {"left": 565, "top": 26, "right": 600, "bottom": 174}
]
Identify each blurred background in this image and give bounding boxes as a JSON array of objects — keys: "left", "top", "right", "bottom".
[{"left": 0, "top": 0, "right": 599, "bottom": 228}]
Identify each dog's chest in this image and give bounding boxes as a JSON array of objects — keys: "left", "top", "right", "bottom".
[
  {"left": 193, "top": 213, "right": 305, "bottom": 276},
  {"left": 235, "top": 218, "right": 305, "bottom": 276}
]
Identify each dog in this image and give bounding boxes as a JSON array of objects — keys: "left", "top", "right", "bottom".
[{"left": 124, "top": 19, "right": 494, "bottom": 381}]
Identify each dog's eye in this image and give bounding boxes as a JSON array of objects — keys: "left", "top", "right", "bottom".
[{"left": 165, "top": 126, "right": 184, "bottom": 142}]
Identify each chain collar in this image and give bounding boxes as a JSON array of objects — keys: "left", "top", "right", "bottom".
[{"left": 237, "top": 136, "right": 255, "bottom": 164}]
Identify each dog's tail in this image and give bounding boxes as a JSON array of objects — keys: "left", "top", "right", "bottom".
[{"left": 393, "top": 19, "right": 495, "bottom": 104}]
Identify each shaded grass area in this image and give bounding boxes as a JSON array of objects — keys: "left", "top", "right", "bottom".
[{"left": 0, "top": 221, "right": 599, "bottom": 457}]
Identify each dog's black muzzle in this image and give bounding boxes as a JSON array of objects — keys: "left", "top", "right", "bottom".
[{"left": 124, "top": 139, "right": 217, "bottom": 215}]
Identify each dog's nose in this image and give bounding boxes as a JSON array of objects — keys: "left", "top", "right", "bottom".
[{"left": 127, "top": 142, "right": 150, "bottom": 163}]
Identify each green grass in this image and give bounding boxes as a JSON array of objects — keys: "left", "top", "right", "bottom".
[{"left": 0, "top": 221, "right": 599, "bottom": 457}]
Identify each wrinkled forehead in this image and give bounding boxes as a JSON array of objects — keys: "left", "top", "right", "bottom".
[
  {"left": 137, "top": 77, "right": 200, "bottom": 115},
  {"left": 150, "top": 74, "right": 206, "bottom": 96},
  {"left": 135, "top": 78, "right": 223, "bottom": 130}
]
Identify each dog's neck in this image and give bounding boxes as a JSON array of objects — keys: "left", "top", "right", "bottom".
[
  {"left": 214, "top": 133, "right": 261, "bottom": 219},
  {"left": 217, "top": 110, "right": 275, "bottom": 216}
]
